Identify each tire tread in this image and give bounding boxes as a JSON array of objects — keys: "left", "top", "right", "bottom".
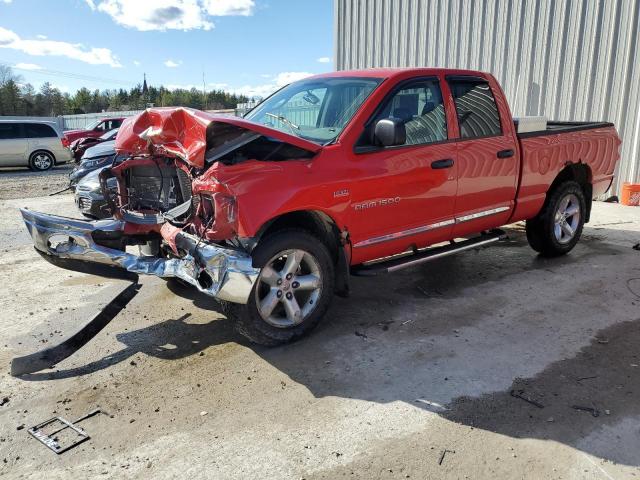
[
  {"left": 525, "top": 180, "right": 586, "bottom": 257},
  {"left": 223, "top": 228, "right": 335, "bottom": 346}
]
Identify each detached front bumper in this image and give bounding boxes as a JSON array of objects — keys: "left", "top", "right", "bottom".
[{"left": 20, "top": 209, "right": 259, "bottom": 304}]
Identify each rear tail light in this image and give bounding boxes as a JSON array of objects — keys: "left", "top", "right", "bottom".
[{"left": 61, "top": 136, "right": 70, "bottom": 148}]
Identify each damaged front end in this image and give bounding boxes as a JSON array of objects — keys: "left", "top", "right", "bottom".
[
  {"left": 21, "top": 208, "right": 258, "bottom": 303},
  {"left": 20, "top": 108, "right": 319, "bottom": 304}
]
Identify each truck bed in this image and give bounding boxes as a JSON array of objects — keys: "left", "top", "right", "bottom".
[{"left": 511, "top": 121, "right": 620, "bottom": 222}]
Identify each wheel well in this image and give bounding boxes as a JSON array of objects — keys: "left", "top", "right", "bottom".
[
  {"left": 257, "top": 210, "right": 350, "bottom": 297},
  {"left": 29, "top": 149, "right": 57, "bottom": 163},
  {"left": 549, "top": 162, "right": 593, "bottom": 222},
  {"left": 258, "top": 210, "right": 341, "bottom": 260}
]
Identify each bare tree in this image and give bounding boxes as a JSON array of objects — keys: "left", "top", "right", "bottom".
[{"left": 0, "top": 65, "right": 21, "bottom": 86}]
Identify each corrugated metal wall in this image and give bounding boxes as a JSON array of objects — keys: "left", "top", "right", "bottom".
[{"left": 334, "top": 0, "right": 640, "bottom": 195}]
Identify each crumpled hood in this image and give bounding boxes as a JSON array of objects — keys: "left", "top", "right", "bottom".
[{"left": 114, "top": 107, "right": 322, "bottom": 169}]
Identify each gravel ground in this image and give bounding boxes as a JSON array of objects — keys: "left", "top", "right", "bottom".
[
  {"left": 0, "top": 196, "right": 639, "bottom": 479},
  {"left": 0, "top": 165, "right": 74, "bottom": 200}
]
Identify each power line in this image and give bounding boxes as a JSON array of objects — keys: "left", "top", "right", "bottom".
[{"left": 0, "top": 61, "right": 138, "bottom": 87}]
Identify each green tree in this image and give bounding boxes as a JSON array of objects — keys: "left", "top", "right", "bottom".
[
  {"left": 0, "top": 65, "right": 249, "bottom": 116},
  {"left": 0, "top": 80, "right": 22, "bottom": 115}
]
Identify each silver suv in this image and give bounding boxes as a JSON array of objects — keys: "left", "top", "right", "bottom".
[{"left": 0, "top": 120, "right": 72, "bottom": 171}]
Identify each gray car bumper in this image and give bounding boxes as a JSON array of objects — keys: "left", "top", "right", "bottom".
[{"left": 20, "top": 208, "right": 259, "bottom": 304}]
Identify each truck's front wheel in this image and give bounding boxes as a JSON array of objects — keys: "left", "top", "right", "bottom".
[
  {"left": 525, "top": 180, "right": 586, "bottom": 257},
  {"left": 221, "top": 229, "right": 335, "bottom": 346}
]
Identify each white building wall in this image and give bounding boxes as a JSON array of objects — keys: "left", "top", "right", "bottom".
[{"left": 335, "top": 0, "right": 640, "bottom": 195}]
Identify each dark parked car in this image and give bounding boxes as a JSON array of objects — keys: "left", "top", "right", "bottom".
[
  {"left": 74, "top": 166, "right": 115, "bottom": 219},
  {"left": 69, "top": 140, "right": 117, "bottom": 187},
  {"left": 70, "top": 128, "right": 118, "bottom": 162}
]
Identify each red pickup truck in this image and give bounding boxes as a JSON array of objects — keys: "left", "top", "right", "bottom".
[
  {"left": 62, "top": 117, "right": 125, "bottom": 146},
  {"left": 21, "top": 68, "right": 621, "bottom": 346}
]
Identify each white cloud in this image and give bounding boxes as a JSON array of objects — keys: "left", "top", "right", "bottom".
[
  {"left": 317, "top": 56, "right": 331, "bottom": 63},
  {"left": 51, "top": 83, "right": 71, "bottom": 93},
  {"left": 229, "top": 71, "right": 313, "bottom": 98},
  {"left": 165, "top": 82, "right": 229, "bottom": 91},
  {"left": 164, "top": 72, "right": 313, "bottom": 99},
  {"left": 13, "top": 62, "right": 43, "bottom": 70},
  {"left": 202, "top": 0, "right": 254, "bottom": 16},
  {"left": 1, "top": 0, "right": 13, "bottom": 4},
  {"left": 35, "top": 34, "right": 47, "bottom": 39},
  {"left": 133, "top": 60, "right": 140, "bottom": 66},
  {"left": 164, "top": 59, "right": 181, "bottom": 68},
  {"left": 165, "top": 83, "right": 200, "bottom": 91},
  {"left": 89, "top": 0, "right": 255, "bottom": 32},
  {"left": 0, "top": 26, "right": 121, "bottom": 67}
]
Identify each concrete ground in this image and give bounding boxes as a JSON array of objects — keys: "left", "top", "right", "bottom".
[{"left": 0, "top": 182, "right": 639, "bottom": 479}]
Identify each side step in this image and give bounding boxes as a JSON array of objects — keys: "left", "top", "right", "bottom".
[{"left": 351, "top": 229, "right": 507, "bottom": 277}]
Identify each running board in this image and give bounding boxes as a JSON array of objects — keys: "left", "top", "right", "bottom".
[{"left": 351, "top": 230, "right": 507, "bottom": 277}]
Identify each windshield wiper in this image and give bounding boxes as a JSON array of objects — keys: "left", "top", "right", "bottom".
[{"left": 265, "top": 112, "right": 299, "bottom": 136}]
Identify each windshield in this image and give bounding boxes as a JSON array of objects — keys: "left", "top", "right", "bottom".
[
  {"left": 100, "top": 128, "right": 118, "bottom": 140},
  {"left": 84, "top": 119, "right": 102, "bottom": 130},
  {"left": 245, "top": 77, "right": 382, "bottom": 144}
]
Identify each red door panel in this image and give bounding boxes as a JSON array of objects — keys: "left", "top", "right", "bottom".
[
  {"left": 347, "top": 144, "right": 457, "bottom": 264},
  {"left": 452, "top": 136, "right": 518, "bottom": 236}
]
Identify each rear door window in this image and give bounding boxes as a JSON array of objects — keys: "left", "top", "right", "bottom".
[
  {"left": 0, "top": 123, "right": 22, "bottom": 140},
  {"left": 25, "top": 123, "right": 57, "bottom": 138},
  {"left": 447, "top": 78, "right": 502, "bottom": 139},
  {"left": 102, "top": 119, "right": 122, "bottom": 130}
]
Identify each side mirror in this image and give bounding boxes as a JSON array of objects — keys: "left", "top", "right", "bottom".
[{"left": 374, "top": 118, "right": 406, "bottom": 147}]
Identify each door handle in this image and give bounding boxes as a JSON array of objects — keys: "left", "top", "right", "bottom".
[
  {"left": 431, "top": 158, "right": 454, "bottom": 169},
  {"left": 497, "top": 149, "right": 514, "bottom": 158}
]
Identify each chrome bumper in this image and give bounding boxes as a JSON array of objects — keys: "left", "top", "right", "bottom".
[{"left": 20, "top": 208, "right": 259, "bottom": 304}]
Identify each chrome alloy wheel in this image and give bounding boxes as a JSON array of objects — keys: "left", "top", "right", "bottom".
[
  {"left": 32, "top": 153, "right": 53, "bottom": 170},
  {"left": 553, "top": 193, "right": 581, "bottom": 244},
  {"left": 255, "top": 249, "right": 323, "bottom": 328}
]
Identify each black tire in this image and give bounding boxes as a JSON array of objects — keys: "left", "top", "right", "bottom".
[
  {"left": 525, "top": 180, "right": 586, "bottom": 257},
  {"left": 221, "top": 229, "right": 335, "bottom": 346},
  {"left": 29, "top": 151, "right": 54, "bottom": 171}
]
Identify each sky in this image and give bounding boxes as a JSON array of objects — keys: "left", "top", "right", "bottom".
[{"left": 0, "top": 0, "right": 334, "bottom": 98}]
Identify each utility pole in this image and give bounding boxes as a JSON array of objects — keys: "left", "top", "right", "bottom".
[{"left": 202, "top": 71, "right": 207, "bottom": 110}]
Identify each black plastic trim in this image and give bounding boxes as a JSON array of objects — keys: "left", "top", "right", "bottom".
[
  {"left": 444, "top": 74, "right": 488, "bottom": 83},
  {"left": 517, "top": 121, "right": 615, "bottom": 139}
]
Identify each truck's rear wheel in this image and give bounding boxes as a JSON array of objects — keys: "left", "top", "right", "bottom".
[
  {"left": 221, "top": 229, "right": 335, "bottom": 346},
  {"left": 525, "top": 180, "right": 586, "bottom": 257}
]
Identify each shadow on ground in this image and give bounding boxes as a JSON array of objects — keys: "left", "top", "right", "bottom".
[{"left": 18, "top": 226, "right": 640, "bottom": 465}]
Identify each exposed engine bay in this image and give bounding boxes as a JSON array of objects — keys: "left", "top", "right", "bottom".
[{"left": 92, "top": 108, "right": 318, "bottom": 258}]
